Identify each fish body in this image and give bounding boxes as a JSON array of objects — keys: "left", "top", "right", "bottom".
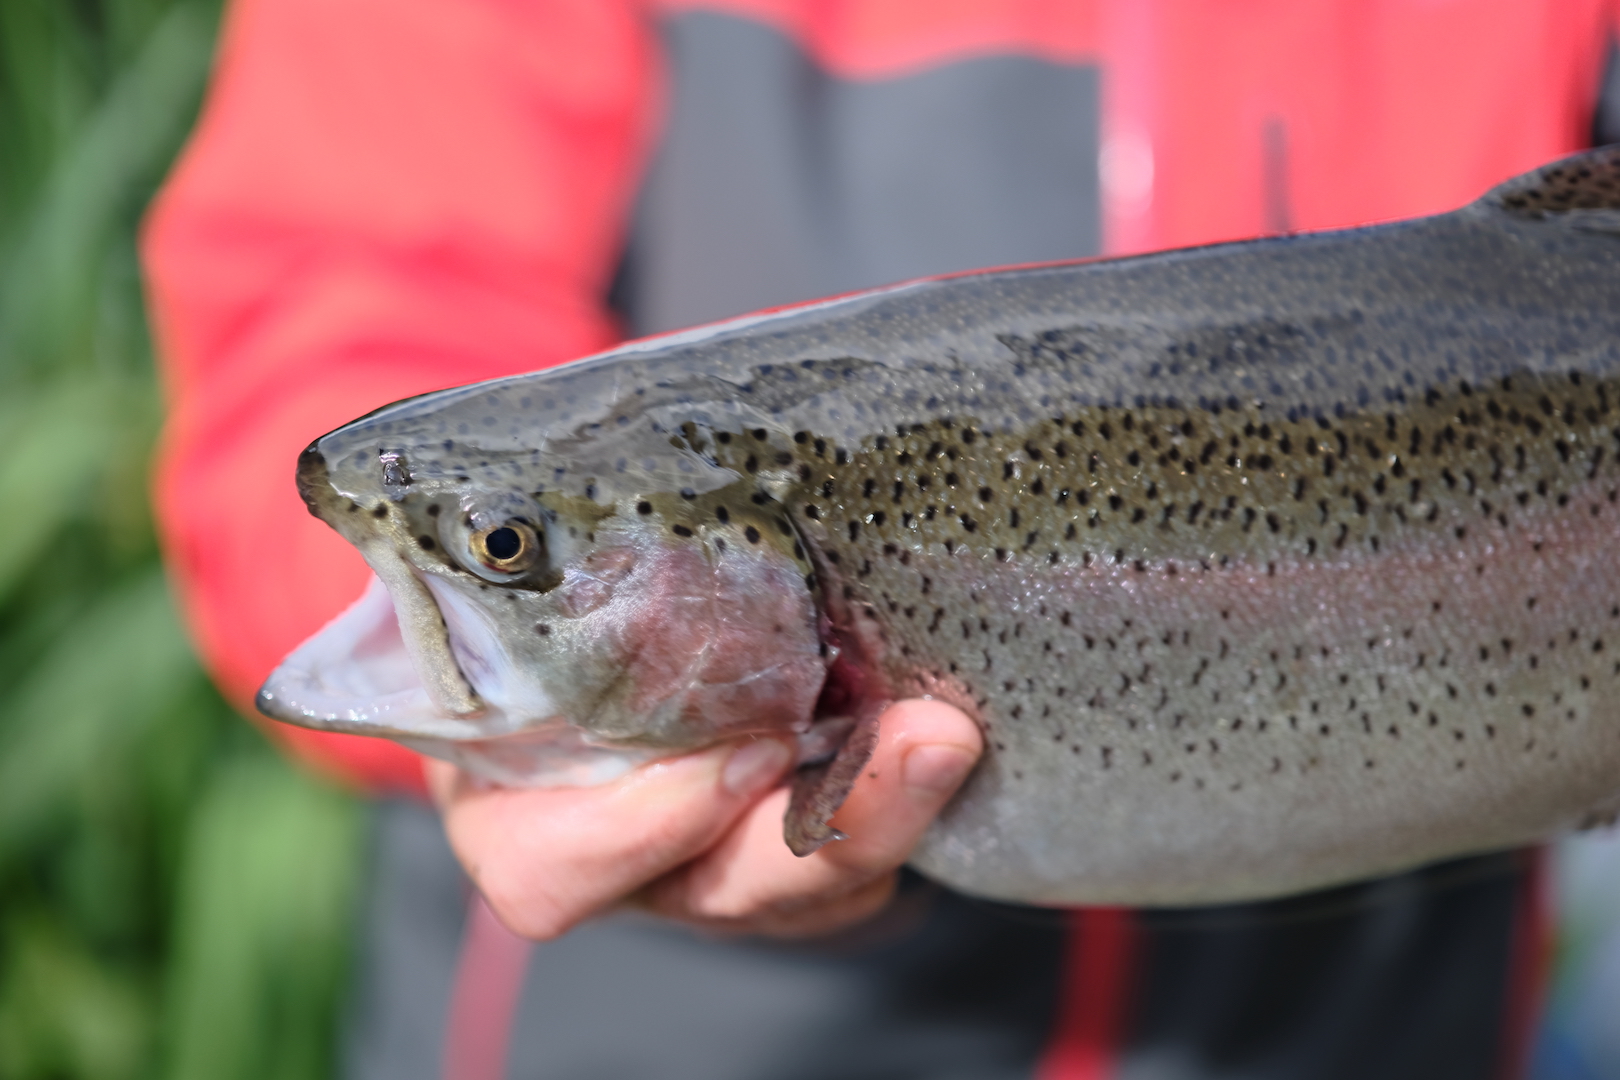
[{"left": 263, "top": 148, "right": 1620, "bottom": 905}]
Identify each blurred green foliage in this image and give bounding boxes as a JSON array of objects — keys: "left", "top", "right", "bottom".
[{"left": 0, "top": 2, "right": 362, "bottom": 1078}]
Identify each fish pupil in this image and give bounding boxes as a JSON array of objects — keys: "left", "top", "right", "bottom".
[{"left": 485, "top": 527, "right": 522, "bottom": 560}]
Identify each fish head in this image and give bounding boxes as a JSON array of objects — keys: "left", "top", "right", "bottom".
[{"left": 258, "top": 373, "right": 831, "bottom": 785}]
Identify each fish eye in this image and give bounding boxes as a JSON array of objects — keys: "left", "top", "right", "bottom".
[{"left": 469, "top": 521, "right": 541, "bottom": 573}]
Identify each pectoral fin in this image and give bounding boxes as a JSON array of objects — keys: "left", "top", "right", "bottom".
[{"left": 783, "top": 707, "right": 882, "bottom": 856}]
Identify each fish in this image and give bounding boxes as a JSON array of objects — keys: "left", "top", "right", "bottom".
[{"left": 260, "top": 146, "right": 1620, "bottom": 907}]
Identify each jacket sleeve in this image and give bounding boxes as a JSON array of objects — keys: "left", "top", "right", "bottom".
[{"left": 143, "top": 0, "right": 656, "bottom": 792}]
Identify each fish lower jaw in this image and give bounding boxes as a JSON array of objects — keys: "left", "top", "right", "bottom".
[{"left": 399, "top": 729, "right": 662, "bottom": 787}]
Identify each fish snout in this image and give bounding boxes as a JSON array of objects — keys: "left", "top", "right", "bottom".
[{"left": 295, "top": 445, "right": 337, "bottom": 520}]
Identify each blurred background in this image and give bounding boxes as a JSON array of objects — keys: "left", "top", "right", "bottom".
[
  {"left": 2, "top": 1, "right": 1620, "bottom": 1078},
  {"left": 0, "top": 1, "right": 358, "bottom": 1078}
]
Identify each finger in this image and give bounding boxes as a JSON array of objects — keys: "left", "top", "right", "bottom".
[
  {"left": 654, "top": 865, "right": 900, "bottom": 939},
  {"left": 640, "top": 699, "right": 980, "bottom": 930},
  {"left": 430, "top": 735, "right": 795, "bottom": 940}
]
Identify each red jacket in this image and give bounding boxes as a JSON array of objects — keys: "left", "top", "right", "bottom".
[{"left": 145, "top": 0, "right": 1619, "bottom": 801}]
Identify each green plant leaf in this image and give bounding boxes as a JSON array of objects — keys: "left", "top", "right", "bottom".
[
  {"left": 160, "top": 753, "right": 360, "bottom": 1080},
  {"left": 0, "top": 570, "right": 198, "bottom": 866},
  {"left": 0, "top": 0, "right": 216, "bottom": 381},
  {"left": 0, "top": 908, "right": 152, "bottom": 1080},
  {"left": 0, "top": 7, "right": 355, "bottom": 1077}
]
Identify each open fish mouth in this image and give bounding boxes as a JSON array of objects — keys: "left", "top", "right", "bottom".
[
  {"left": 256, "top": 575, "right": 470, "bottom": 738},
  {"left": 256, "top": 573, "right": 659, "bottom": 785}
]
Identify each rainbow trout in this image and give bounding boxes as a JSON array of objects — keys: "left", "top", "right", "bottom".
[{"left": 262, "top": 147, "right": 1620, "bottom": 906}]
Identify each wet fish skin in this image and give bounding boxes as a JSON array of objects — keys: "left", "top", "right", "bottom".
[
  {"left": 288, "top": 438, "right": 830, "bottom": 758},
  {"left": 268, "top": 147, "right": 1620, "bottom": 905}
]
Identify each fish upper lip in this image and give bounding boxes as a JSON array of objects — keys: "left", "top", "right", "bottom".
[
  {"left": 364, "top": 547, "right": 485, "bottom": 718},
  {"left": 296, "top": 445, "right": 334, "bottom": 519},
  {"left": 296, "top": 441, "right": 485, "bottom": 718}
]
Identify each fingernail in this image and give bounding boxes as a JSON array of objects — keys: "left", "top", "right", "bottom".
[
  {"left": 902, "top": 744, "right": 976, "bottom": 800},
  {"left": 722, "top": 738, "right": 794, "bottom": 796}
]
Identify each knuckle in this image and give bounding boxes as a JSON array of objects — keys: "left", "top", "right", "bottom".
[
  {"left": 643, "top": 816, "right": 706, "bottom": 862},
  {"left": 756, "top": 883, "right": 895, "bottom": 939},
  {"left": 498, "top": 901, "right": 574, "bottom": 942},
  {"left": 475, "top": 871, "right": 575, "bottom": 942},
  {"left": 688, "top": 887, "right": 768, "bottom": 923},
  {"left": 846, "top": 876, "right": 898, "bottom": 918}
]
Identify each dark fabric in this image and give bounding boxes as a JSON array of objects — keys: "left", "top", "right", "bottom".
[
  {"left": 342, "top": 11, "right": 1557, "bottom": 1080},
  {"left": 340, "top": 802, "right": 1065, "bottom": 1080},
  {"left": 342, "top": 800, "right": 468, "bottom": 1080},
  {"left": 341, "top": 803, "right": 1528, "bottom": 1080},
  {"left": 606, "top": 12, "right": 1536, "bottom": 1080},
  {"left": 506, "top": 877, "right": 1066, "bottom": 1080},
  {"left": 1119, "top": 852, "right": 1528, "bottom": 1080},
  {"left": 615, "top": 11, "right": 1102, "bottom": 337},
  {"left": 1597, "top": 41, "right": 1620, "bottom": 149}
]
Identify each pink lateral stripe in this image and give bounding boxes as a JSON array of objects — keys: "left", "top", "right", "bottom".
[
  {"left": 1035, "top": 907, "right": 1138, "bottom": 1080},
  {"left": 442, "top": 893, "right": 534, "bottom": 1080}
]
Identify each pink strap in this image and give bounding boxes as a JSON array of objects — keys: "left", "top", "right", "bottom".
[
  {"left": 442, "top": 894, "right": 533, "bottom": 1080},
  {"left": 1036, "top": 908, "right": 1139, "bottom": 1080},
  {"left": 1496, "top": 847, "right": 1553, "bottom": 1080}
]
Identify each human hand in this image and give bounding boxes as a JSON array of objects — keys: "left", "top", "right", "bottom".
[{"left": 426, "top": 699, "right": 982, "bottom": 940}]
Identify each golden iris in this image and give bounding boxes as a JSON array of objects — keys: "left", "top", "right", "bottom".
[{"left": 469, "top": 521, "right": 540, "bottom": 572}]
